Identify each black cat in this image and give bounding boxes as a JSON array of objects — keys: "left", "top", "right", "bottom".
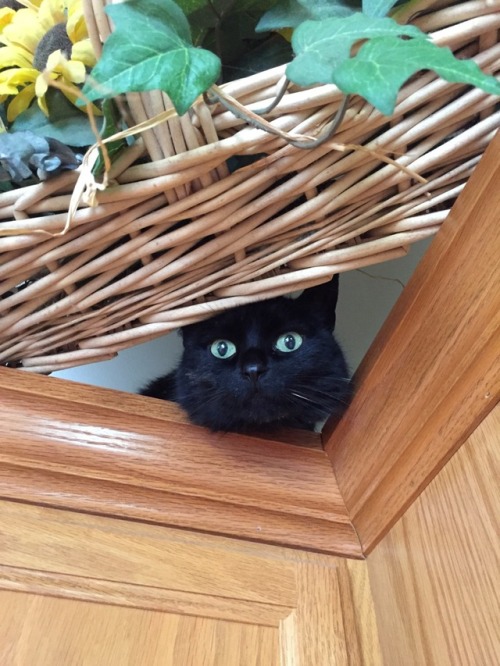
[{"left": 140, "top": 276, "right": 350, "bottom": 432}]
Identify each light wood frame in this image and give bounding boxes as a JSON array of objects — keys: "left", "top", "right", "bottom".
[
  {"left": 1, "top": 132, "right": 498, "bottom": 559},
  {"left": 324, "top": 128, "right": 500, "bottom": 553}
]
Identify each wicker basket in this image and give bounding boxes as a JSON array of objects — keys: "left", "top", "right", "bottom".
[{"left": 0, "top": 0, "right": 499, "bottom": 373}]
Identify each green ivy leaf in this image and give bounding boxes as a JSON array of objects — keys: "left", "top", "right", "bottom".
[
  {"left": 257, "top": 1, "right": 310, "bottom": 33},
  {"left": 362, "top": 0, "right": 399, "bottom": 18},
  {"left": 236, "top": 0, "right": 281, "bottom": 10},
  {"left": 256, "top": 0, "right": 358, "bottom": 32},
  {"left": 332, "top": 36, "right": 500, "bottom": 115},
  {"left": 181, "top": 0, "right": 273, "bottom": 37},
  {"left": 287, "top": 13, "right": 425, "bottom": 85},
  {"left": 82, "top": 0, "right": 221, "bottom": 115},
  {"left": 174, "top": 0, "right": 208, "bottom": 14},
  {"left": 93, "top": 100, "right": 128, "bottom": 176},
  {"left": 189, "top": 0, "right": 283, "bottom": 75},
  {"left": 11, "top": 90, "right": 101, "bottom": 147},
  {"left": 225, "top": 34, "right": 292, "bottom": 80}
]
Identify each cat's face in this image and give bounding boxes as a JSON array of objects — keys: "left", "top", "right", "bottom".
[{"left": 175, "top": 279, "right": 350, "bottom": 432}]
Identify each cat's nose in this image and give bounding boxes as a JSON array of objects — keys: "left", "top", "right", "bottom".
[
  {"left": 241, "top": 350, "right": 267, "bottom": 383},
  {"left": 243, "top": 362, "right": 267, "bottom": 383}
]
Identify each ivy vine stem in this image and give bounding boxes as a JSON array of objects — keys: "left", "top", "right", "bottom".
[
  {"left": 253, "top": 77, "right": 291, "bottom": 116},
  {"left": 206, "top": 85, "right": 351, "bottom": 150}
]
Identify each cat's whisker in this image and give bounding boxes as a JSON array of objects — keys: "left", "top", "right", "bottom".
[
  {"left": 291, "top": 392, "right": 317, "bottom": 404},
  {"left": 289, "top": 391, "right": 326, "bottom": 409},
  {"left": 294, "top": 380, "right": 351, "bottom": 392},
  {"left": 182, "top": 389, "right": 224, "bottom": 416},
  {"left": 291, "top": 384, "right": 352, "bottom": 411},
  {"left": 294, "top": 386, "right": 350, "bottom": 404},
  {"left": 307, "top": 376, "right": 352, "bottom": 384},
  {"left": 294, "top": 380, "right": 352, "bottom": 395}
]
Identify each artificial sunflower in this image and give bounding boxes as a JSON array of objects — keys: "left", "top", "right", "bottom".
[{"left": 0, "top": 0, "right": 97, "bottom": 121}]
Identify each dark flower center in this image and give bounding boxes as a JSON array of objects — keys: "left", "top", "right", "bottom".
[{"left": 33, "top": 23, "right": 72, "bottom": 71}]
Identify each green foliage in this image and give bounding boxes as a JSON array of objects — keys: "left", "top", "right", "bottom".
[
  {"left": 287, "top": 7, "right": 500, "bottom": 114},
  {"left": 184, "top": 0, "right": 289, "bottom": 81},
  {"left": 333, "top": 36, "right": 500, "bottom": 114},
  {"left": 83, "top": 0, "right": 221, "bottom": 115},
  {"left": 83, "top": 0, "right": 500, "bottom": 119},
  {"left": 174, "top": 0, "right": 208, "bottom": 13},
  {"left": 362, "top": 0, "right": 399, "bottom": 18},
  {"left": 92, "top": 100, "right": 128, "bottom": 176},
  {"left": 11, "top": 90, "right": 102, "bottom": 147},
  {"left": 288, "top": 13, "right": 424, "bottom": 84},
  {"left": 256, "top": 0, "right": 357, "bottom": 32}
]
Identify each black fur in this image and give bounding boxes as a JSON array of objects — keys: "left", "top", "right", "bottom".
[{"left": 140, "top": 277, "right": 350, "bottom": 432}]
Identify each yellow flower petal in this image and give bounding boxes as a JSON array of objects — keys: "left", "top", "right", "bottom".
[
  {"left": 0, "top": 7, "right": 15, "bottom": 32},
  {"left": 37, "top": 90, "right": 49, "bottom": 116},
  {"left": 0, "top": 0, "right": 96, "bottom": 124},
  {"left": 0, "top": 66, "right": 38, "bottom": 86},
  {"left": 66, "top": 0, "right": 87, "bottom": 43},
  {"left": 71, "top": 38, "right": 96, "bottom": 68},
  {"left": 0, "top": 45, "right": 33, "bottom": 68},
  {"left": 63, "top": 57, "right": 85, "bottom": 83},
  {"left": 7, "top": 82, "right": 36, "bottom": 120},
  {"left": 1, "top": 8, "right": 44, "bottom": 53},
  {"left": 44, "top": 48, "right": 64, "bottom": 70},
  {"left": 45, "top": 48, "right": 84, "bottom": 82},
  {"left": 34, "top": 69, "right": 52, "bottom": 97},
  {"left": 0, "top": 82, "right": 18, "bottom": 95},
  {"left": 38, "top": 0, "right": 65, "bottom": 33}
]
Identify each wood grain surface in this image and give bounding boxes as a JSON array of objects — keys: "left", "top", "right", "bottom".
[
  {"left": 368, "top": 405, "right": 500, "bottom": 666},
  {"left": 0, "top": 366, "right": 361, "bottom": 557},
  {"left": 323, "top": 130, "right": 500, "bottom": 552},
  {"left": 0, "top": 500, "right": 382, "bottom": 665},
  {"left": 0, "top": 591, "right": 280, "bottom": 666}
]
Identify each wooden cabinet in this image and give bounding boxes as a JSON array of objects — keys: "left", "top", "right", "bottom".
[
  {"left": 0, "top": 500, "right": 380, "bottom": 665},
  {"left": 0, "top": 129, "right": 498, "bottom": 665},
  {"left": 368, "top": 407, "right": 499, "bottom": 666},
  {"left": 1, "top": 406, "right": 497, "bottom": 664}
]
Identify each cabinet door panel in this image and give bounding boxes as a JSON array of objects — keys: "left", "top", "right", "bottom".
[
  {"left": 0, "top": 591, "right": 279, "bottom": 666},
  {"left": 0, "top": 501, "right": 381, "bottom": 666}
]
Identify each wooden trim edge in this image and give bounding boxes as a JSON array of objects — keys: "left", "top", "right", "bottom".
[
  {"left": 0, "top": 564, "right": 291, "bottom": 626},
  {"left": 0, "top": 367, "right": 362, "bottom": 558},
  {"left": 323, "top": 131, "right": 500, "bottom": 553},
  {"left": 0, "top": 463, "right": 361, "bottom": 557}
]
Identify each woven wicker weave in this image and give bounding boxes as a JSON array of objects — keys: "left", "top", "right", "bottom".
[{"left": 0, "top": 0, "right": 499, "bottom": 373}]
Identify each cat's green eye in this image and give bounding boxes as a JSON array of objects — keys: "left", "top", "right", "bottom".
[
  {"left": 210, "top": 339, "right": 237, "bottom": 359},
  {"left": 274, "top": 332, "right": 303, "bottom": 353}
]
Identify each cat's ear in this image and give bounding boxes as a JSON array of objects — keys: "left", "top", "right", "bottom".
[{"left": 296, "top": 275, "right": 340, "bottom": 330}]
